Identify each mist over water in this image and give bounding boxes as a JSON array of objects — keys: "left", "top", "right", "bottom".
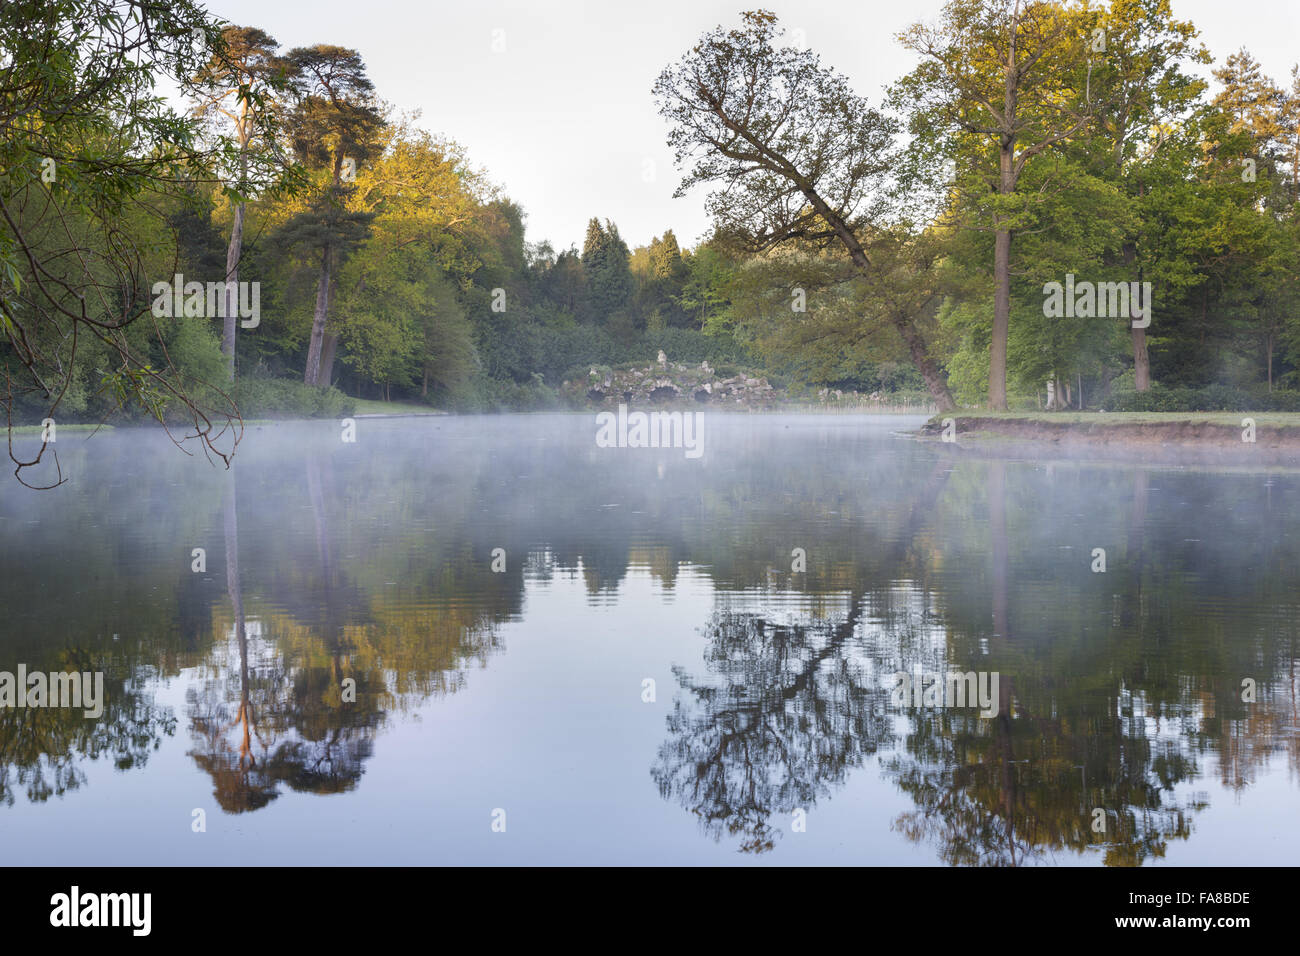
[{"left": 2, "top": 413, "right": 1298, "bottom": 864}]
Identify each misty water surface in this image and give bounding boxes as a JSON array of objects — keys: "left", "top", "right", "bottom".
[{"left": 1, "top": 413, "right": 1298, "bottom": 865}]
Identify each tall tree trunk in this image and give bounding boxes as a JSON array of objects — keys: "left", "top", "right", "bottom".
[
  {"left": 222, "top": 202, "right": 245, "bottom": 382},
  {"left": 304, "top": 245, "right": 332, "bottom": 385},
  {"left": 989, "top": 18, "right": 1019, "bottom": 413},
  {"left": 319, "top": 332, "right": 339, "bottom": 388},
  {"left": 1267, "top": 331, "right": 1274, "bottom": 391},
  {"left": 223, "top": 99, "right": 252, "bottom": 384},
  {"left": 894, "top": 313, "right": 956, "bottom": 411},
  {"left": 1125, "top": 248, "right": 1149, "bottom": 392},
  {"left": 990, "top": 227, "right": 1011, "bottom": 410},
  {"left": 1132, "top": 325, "right": 1150, "bottom": 391},
  {"left": 1130, "top": 327, "right": 1151, "bottom": 384},
  {"left": 793, "top": 185, "right": 956, "bottom": 411}
]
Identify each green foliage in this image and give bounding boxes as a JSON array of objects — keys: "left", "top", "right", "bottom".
[
  {"left": 9, "top": 0, "right": 1300, "bottom": 465},
  {"left": 642, "top": 327, "right": 751, "bottom": 366},
  {"left": 457, "top": 372, "right": 559, "bottom": 412},
  {"left": 0, "top": 0, "right": 279, "bottom": 475},
  {"left": 1106, "top": 384, "right": 1300, "bottom": 412},
  {"left": 152, "top": 317, "right": 230, "bottom": 418},
  {"left": 232, "top": 378, "right": 355, "bottom": 418},
  {"left": 581, "top": 218, "right": 635, "bottom": 324}
]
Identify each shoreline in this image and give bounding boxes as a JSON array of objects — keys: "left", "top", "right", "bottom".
[{"left": 917, "top": 412, "right": 1300, "bottom": 464}]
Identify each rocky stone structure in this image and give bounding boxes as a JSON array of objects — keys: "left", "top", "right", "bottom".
[{"left": 563, "top": 360, "right": 780, "bottom": 410}]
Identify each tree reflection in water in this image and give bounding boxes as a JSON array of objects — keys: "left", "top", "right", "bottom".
[
  {"left": 652, "top": 457, "right": 1297, "bottom": 862},
  {"left": 186, "top": 456, "right": 501, "bottom": 812},
  {"left": 187, "top": 468, "right": 383, "bottom": 811},
  {"left": 653, "top": 597, "right": 893, "bottom": 852},
  {"left": 5, "top": 419, "right": 1300, "bottom": 864}
]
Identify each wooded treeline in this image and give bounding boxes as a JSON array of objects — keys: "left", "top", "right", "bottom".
[{"left": 3, "top": 0, "right": 1300, "bottom": 462}]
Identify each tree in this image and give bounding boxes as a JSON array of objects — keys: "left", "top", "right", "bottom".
[
  {"left": 654, "top": 10, "right": 955, "bottom": 409},
  {"left": 0, "top": 0, "right": 265, "bottom": 485},
  {"left": 191, "top": 26, "right": 297, "bottom": 380},
  {"left": 1081, "top": 0, "right": 1209, "bottom": 391},
  {"left": 651, "top": 230, "right": 685, "bottom": 280},
  {"left": 1195, "top": 82, "right": 1294, "bottom": 390},
  {"left": 534, "top": 246, "right": 588, "bottom": 318},
  {"left": 897, "top": 0, "right": 1100, "bottom": 408},
  {"left": 331, "top": 129, "right": 488, "bottom": 400},
  {"left": 678, "top": 240, "right": 736, "bottom": 332},
  {"left": 1215, "top": 49, "right": 1287, "bottom": 165},
  {"left": 282, "top": 45, "right": 385, "bottom": 386},
  {"left": 632, "top": 231, "right": 692, "bottom": 330},
  {"left": 1283, "top": 67, "right": 1300, "bottom": 198},
  {"left": 581, "top": 217, "right": 634, "bottom": 324}
]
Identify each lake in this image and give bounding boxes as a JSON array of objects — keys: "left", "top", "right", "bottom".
[{"left": 2, "top": 413, "right": 1297, "bottom": 865}]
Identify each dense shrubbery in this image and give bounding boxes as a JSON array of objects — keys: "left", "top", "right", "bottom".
[
  {"left": 8, "top": 374, "right": 356, "bottom": 426},
  {"left": 444, "top": 373, "right": 560, "bottom": 412},
  {"left": 232, "top": 379, "right": 356, "bottom": 419},
  {"left": 1105, "top": 385, "right": 1300, "bottom": 412},
  {"left": 640, "top": 328, "right": 753, "bottom": 366}
]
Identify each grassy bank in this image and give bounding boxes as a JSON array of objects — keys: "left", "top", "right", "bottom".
[
  {"left": 931, "top": 410, "right": 1300, "bottom": 426},
  {"left": 921, "top": 410, "right": 1300, "bottom": 450},
  {"left": 9, "top": 423, "right": 114, "bottom": 435},
  {"left": 350, "top": 398, "right": 445, "bottom": 417}
]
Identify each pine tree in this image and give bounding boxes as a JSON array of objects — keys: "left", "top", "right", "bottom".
[
  {"left": 581, "top": 217, "right": 633, "bottom": 323},
  {"left": 581, "top": 218, "right": 607, "bottom": 271},
  {"left": 282, "top": 45, "right": 385, "bottom": 385},
  {"left": 650, "top": 229, "right": 684, "bottom": 280},
  {"left": 191, "top": 25, "right": 292, "bottom": 380},
  {"left": 1214, "top": 49, "right": 1287, "bottom": 157}
]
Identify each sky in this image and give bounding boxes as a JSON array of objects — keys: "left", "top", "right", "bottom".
[{"left": 202, "top": 0, "right": 1300, "bottom": 253}]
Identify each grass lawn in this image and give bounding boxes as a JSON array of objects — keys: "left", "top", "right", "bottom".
[
  {"left": 9, "top": 423, "right": 114, "bottom": 434},
  {"left": 349, "top": 398, "right": 443, "bottom": 416}
]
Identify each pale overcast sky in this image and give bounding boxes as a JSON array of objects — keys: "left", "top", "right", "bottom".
[{"left": 203, "top": 0, "right": 1300, "bottom": 253}]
